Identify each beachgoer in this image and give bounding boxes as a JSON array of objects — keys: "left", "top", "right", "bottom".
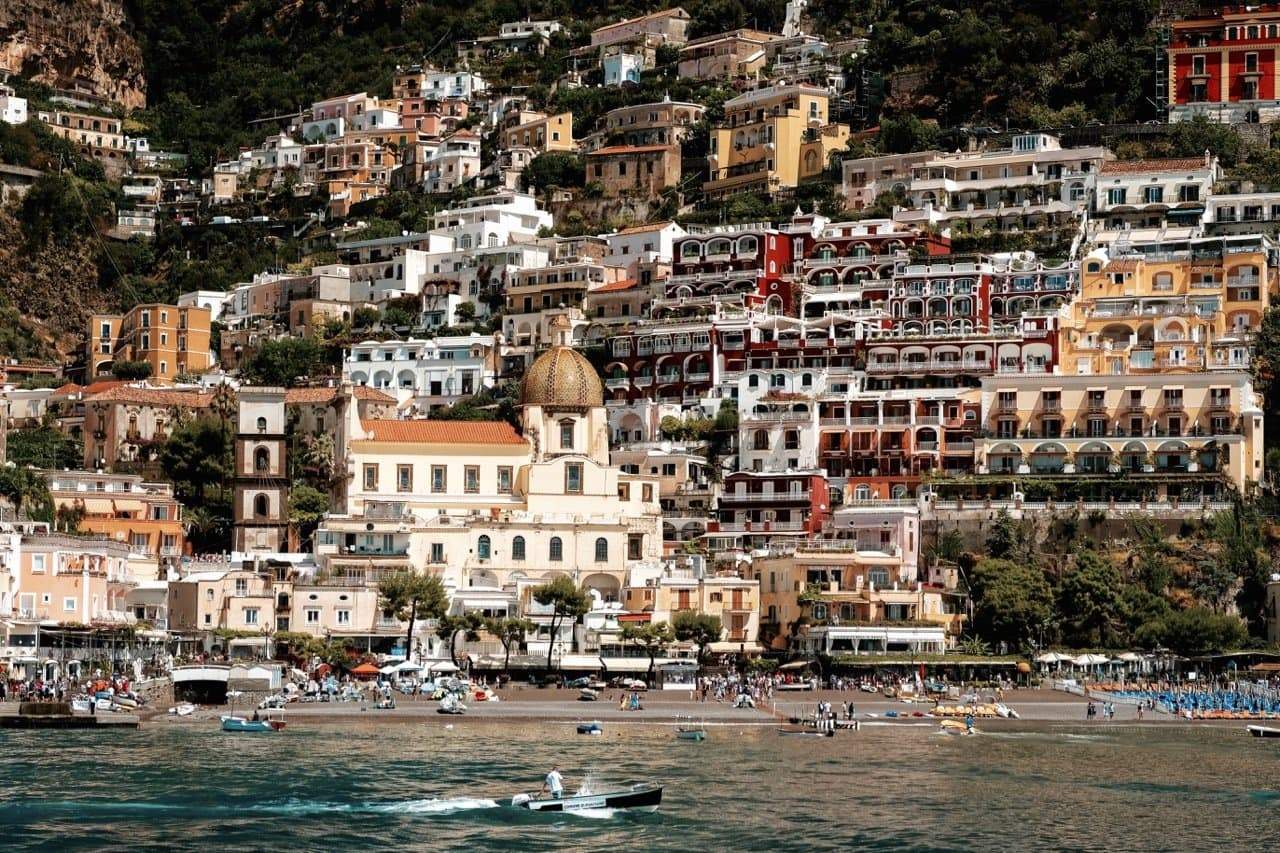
[{"left": 543, "top": 765, "right": 564, "bottom": 799}]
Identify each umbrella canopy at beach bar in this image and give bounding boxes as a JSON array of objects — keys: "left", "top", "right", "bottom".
[
  {"left": 394, "top": 661, "right": 423, "bottom": 674},
  {"left": 1072, "top": 654, "right": 1111, "bottom": 670},
  {"left": 1035, "top": 652, "right": 1071, "bottom": 667},
  {"left": 349, "top": 662, "right": 380, "bottom": 680},
  {"left": 427, "top": 661, "right": 459, "bottom": 674}
]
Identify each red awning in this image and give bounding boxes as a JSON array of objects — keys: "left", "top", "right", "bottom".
[{"left": 616, "top": 613, "right": 652, "bottom": 623}]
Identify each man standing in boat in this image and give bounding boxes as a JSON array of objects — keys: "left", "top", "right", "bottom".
[{"left": 543, "top": 764, "right": 564, "bottom": 800}]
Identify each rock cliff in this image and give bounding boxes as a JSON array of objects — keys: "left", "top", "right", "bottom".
[{"left": 0, "top": 0, "right": 146, "bottom": 109}]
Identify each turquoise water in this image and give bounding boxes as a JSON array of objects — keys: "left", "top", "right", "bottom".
[{"left": 2, "top": 721, "right": 1279, "bottom": 851}]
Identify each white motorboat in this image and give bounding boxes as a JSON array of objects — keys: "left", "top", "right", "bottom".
[
  {"left": 168, "top": 703, "right": 196, "bottom": 717},
  {"left": 1248, "top": 724, "right": 1280, "bottom": 738},
  {"left": 511, "top": 782, "right": 662, "bottom": 813}
]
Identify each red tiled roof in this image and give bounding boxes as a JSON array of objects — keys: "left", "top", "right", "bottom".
[
  {"left": 588, "top": 145, "right": 673, "bottom": 156},
  {"left": 358, "top": 419, "right": 527, "bottom": 445},
  {"left": 86, "top": 386, "right": 212, "bottom": 408},
  {"left": 82, "top": 380, "right": 125, "bottom": 395},
  {"left": 591, "top": 278, "right": 638, "bottom": 294},
  {"left": 52, "top": 382, "right": 82, "bottom": 395},
  {"left": 285, "top": 385, "right": 395, "bottom": 405},
  {"left": 1100, "top": 158, "right": 1209, "bottom": 174}
]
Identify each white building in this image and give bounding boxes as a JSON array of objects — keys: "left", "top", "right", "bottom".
[
  {"left": 344, "top": 333, "right": 501, "bottom": 410},
  {"left": 603, "top": 51, "right": 645, "bottom": 86},
  {"left": 178, "top": 290, "right": 235, "bottom": 319},
  {"left": 423, "top": 131, "right": 481, "bottom": 194},
  {"left": 0, "top": 86, "right": 28, "bottom": 125},
  {"left": 1092, "top": 154, "right": 1220, "bottom": 231},
  {"left": 604, "top": 220, "right": 686, "bottom": 267},
  {"left": 422, "top": 70, "right": 488, "bottom": 100}
]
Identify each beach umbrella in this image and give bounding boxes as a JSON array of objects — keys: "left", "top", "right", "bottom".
[
  {"left": 429, "top": 661, "right": 459, "bottom": 673},
  {"left": 394, "top": 661, "right": 422, "bottom": 673},
  {"left": 1036, "top": 652, "right": 1069, "bottom": 664},
  {"left": 378, "top": 664, "right": 397, "bottom": 675}
]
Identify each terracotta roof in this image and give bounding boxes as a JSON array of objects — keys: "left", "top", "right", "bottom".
[
  {"left": 588, "top": 145, "right": 673, "bottom": 156},
  {"left": 87, "top": 386, "right": 212, "bottom": 408},
  {"left": 1104, "top": 259, "right": 1139, "bottom": 271},
  {"left": 52, "top": 382, "right": 82, "bottom": 395},
  {"left": 617, "top": 612, "right": 652, "bottom": 623},
  {"left": 285, "top": 386, "right": 395, "bottom": 405},
  {"left": 82, "top": 380, "right": 125, "bottom": 395},
  {"left": 1100, "top": 158, "right": 1209, "bottom": 175},
  {"left": 594, "top": 7, "right": 688, "bottom": 33},
  {"left": 358, "top": 419, "right": 528, "bottom": 445},
  {"left": 617, "top": 220, "right": 674, "bottom": 235},
  {"left": 591, "top": 278, "right": 639, "bottom": 293}
]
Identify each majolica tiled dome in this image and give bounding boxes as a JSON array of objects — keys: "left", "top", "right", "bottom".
[{"left": 520, "top": 317, "right": 603, "bottom": 408}]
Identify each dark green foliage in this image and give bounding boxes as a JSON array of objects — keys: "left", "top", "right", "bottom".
[
  {"left": 6, "top": 427, "right": 82, "bottom": 470},
  {"left": 1134, "top": 607, "right": 1249, "bottom": 655},
  {"left": 18, "top": 174, "right": 116, "bottom": 248},
  {"left": 968, "top": 558, "right": 1055, "bottom": 652},
  {"left": 244, "top": 337, "right": 325, "bottom": 387},
  {"left": 1056, "top": 550, "right": 1125, "bottom": 648},
  {"left": 0, "top": 307, "right": 59, "bottom": 362},
  {"left": 159, "top": 417, "right": 232, "bottom": 503},
  {"left": 110, "top": 360, "right": 153, "bottom": 380},
  {"left": 522, "top": 152, "right": 585, "bottom": 196}
]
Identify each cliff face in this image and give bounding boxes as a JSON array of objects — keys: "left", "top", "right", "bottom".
[{"left": 0, "top": 0, "right": 146, "bottom": 109}]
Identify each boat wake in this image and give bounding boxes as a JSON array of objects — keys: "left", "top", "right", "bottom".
[{"left": 23, "top": 797, "right": 501, "bottom": 817}]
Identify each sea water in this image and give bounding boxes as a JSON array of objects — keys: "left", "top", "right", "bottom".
[{"left": 1, "top": 721, "right": 1277, "bottom": 851}]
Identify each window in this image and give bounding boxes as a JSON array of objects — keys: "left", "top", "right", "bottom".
[
  {"left": 1143, "top": 185, "right": 1164, "bottom": 204},
  {"left": 363, "top": 465, "right": 378, "bottom": 490},
  {"left": 465, "top": 465, "right": 480, "bottom": 494},
  {"left": 512, "top": 536, "right": 526, "bottom": 560},
  {"left": 305, "top": 608, "right": 320, "bottom": 625},
  {"left": 477, "top": 535, "right": 491, "bottom": 559},
  {"left": 497, "top": 466, "right": 513, "bottom": 494},
  {"left": 244, "top": 607, "right": 259, "bottom": 626},
  {"left": 235, "top": 578, "right": 248, "bottom": 596},
  {"left": 254, "top": 447, "right": 270, "bottom": 472},
  {"left": 559, "top": 420, "right": 574, "bottom": 450},
  {"left": 595, "top": 538, "right": 608, "bottom": 562},
  {"left": 431, "top": 466, "right": 447, "bottom": 493},
  {"left": 1106, "top": 187, "right": 1127, "bottom": 205},
  {"left": 32, "top": 554, "right": 45, "bottom": 573},
  {"left": 565, "top": 462, "right": 583, "bottom": 494},
  {"left": 397, "top": 465, "right": 412, "bottom": 492},
  {"left": 628, "top": 534, "right": 643, "bottom": 560},
  {"left": 549, "top": 537, "right": 563, "bottom": 561},
  {"left": 254, "top": 494, "right": 269, "bottom": 518},
  {"left": 642, "top": 484, "right": 653, "bottom": 503},
  {"left": 336, "top": 609, "right": 351, "bottom": 626}
]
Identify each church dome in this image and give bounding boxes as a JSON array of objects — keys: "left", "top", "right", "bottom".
[{"left": 520, "top": 317, "right": 603, "bottom": 408}]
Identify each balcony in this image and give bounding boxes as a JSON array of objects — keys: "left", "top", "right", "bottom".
[{"left": 722, "top": 490, "right": 812, "bottom": 503}]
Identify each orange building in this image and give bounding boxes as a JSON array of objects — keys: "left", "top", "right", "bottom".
[
  {"left": 43, "top": 470, "right": 186, "bottom": 570},
  {"left": 90, "top": 303, "right": 213, "bottom": 382}
]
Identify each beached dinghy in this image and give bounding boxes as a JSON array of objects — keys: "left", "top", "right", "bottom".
[
  {"left": 220, "top": 712, "right": 285, "bottom": 732},
  {"left": 1248, "top": 724, "right": 1280, "bottom": 738},
  {"left": 511, "top": 782, "right": 662, "bottom": 813},
  {"left": 576, "top": 720, "right": 603, "bottom": 735}
]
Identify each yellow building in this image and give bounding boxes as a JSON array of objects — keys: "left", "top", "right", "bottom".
[
  {"left": 704, "top": 83, "right": 849, "bottom": 200},
  {"left": 500, "top": 111, "right": 575, "bottom": 154},
  {"left": 90, "top": 303, "right": 214, "bottom": 381},
  {"left": 746, "top": 541, "right": 962, "bottom": 654},
  {"left": 976, "top": 371, "right": 1264, "bottom": 495},
  {"left": 623, "top": 568, "right": 761, "bottom": 652},
  {"left": 1063, "top": 236, "right": 1269, "bottom": 375}
]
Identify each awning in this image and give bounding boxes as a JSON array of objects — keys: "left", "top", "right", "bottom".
[
  {"left": 427, "top": 660, "right": 459, "bottom": 674},
  {"left": 599, "top": 657, "right": 653, "bottom": 672},
  {"left": 560, "top": 654, "right": 604, "bottom": 670},
  {"left": 229, "top": 637, "right": 270, "bottom": 647},
  {"left": 709, "top": 641, "right": 765, "bottom": 654},
  {"left": 778, "top": 660, "right": 813, "bottom": 671}
]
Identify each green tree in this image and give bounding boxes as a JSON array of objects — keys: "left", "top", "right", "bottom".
[
  {"left": 376, "top": 571, "right": 448, "bottom": 664},
  {"left": 0, "top": 466, "right": 53, "bottom": 521},
  {"left": 672, "top": 611, "right": 723, "bottom": 662},
  {"left": 437, "top": 612, "right": 484, "bottom": 668},
  {"left": 1057, "top": 550, "right": 1125, "bottom": 647},
  {"left": 288, "top": 484, "right": 330, "bottom": 550},
  {"left": 878, "top": 114, "right": 940, "bottom": 154},
  {"left": 1135, "top": 607, "right": 1248, "bottom": 655},
  {"left": 159, "top": 417, "right": 231, "bottom": 502},
  {"left": 984, "top": 510, "right": 1037, "bottom": 564},
  {"left": 522, "top": 151, "right": 585, "bottom": 197},
  {"left": 620, "top": 620, "right": 676, "bottom": 682},
  {"left": 1206, "top": 504, "right": 1269, "bottom": 634},
  {"left": 244, "top": 337, "right": 323, "bottom": 387},
  {"left": 531, "top": 576, "right": 591, "bottom": 672},
  {"left": 6, "top": 427, "right": 82, "bottom": 469},
  {"left": 110, "top": 360, "right": 154, "bottom": 380},
  {"left": 484, "top": 616, "right": 536, "bottom": 674},
  {"left": 969, "top": 558, "right": 1054, "bottom": 651}
]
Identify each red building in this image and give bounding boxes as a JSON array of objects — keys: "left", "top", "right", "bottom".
[
  {"left": 1169, "top": 5, "right": 1280, "bottom": 122},
  {"left": 708, "top": 470, "right": 831, "bottom": 546},
  {"left": 670, "top": 226, "right": 795, "bottom": 312}
]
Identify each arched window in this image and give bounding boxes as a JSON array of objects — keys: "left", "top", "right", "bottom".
[
  {"left": 477, "top": 535, "right": 491, "bottom": 559},
  {"left": 512, "top": 536, "right": 526, "bottom": 561},
  {"left": 254, "top": 447, "right": 270, "bottom": 472},
  {"left": 559, "top": 419, "right": 574, "bottom": 450},
  {"left": 256, "top": 416, "right": 267, "bottom": 432},
  {"left": 753, "top": 429, "right": 769, "bottom": 450},
  {"left": 549, "top": 537, "right": 563, "bottom": 561},
  {"left": 594, "top": 538, "right": 608, "bottom": 562},
  {"left": 853, "top": 484, "right": 872, "bottom": 502},
  {"left": 253, "top": 494, "right": 269, "bottom": 518}
]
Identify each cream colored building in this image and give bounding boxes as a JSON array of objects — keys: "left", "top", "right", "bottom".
[
  {"left": 705, "top": 83, "right": 849, "bottom": 200},
  {"left": 623, "top": 569, "right": 761, "bottom": 652},
  {"left": 500, "top": 112, "right": 575, "bottom": 153},
  {"left": 315, "top": 315, "right": 663, "bottom": 626},
  {"left": 977, "top": 371, "right": 1264, "bottom": 494}
]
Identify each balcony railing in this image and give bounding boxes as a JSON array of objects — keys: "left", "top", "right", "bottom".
[{"left": 722, "top": 490, "right": 812, "bottom": 503}]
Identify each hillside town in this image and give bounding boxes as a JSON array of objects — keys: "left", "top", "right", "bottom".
[{"left": 7, "top": 1, "right": 1280, "bottom": 692}]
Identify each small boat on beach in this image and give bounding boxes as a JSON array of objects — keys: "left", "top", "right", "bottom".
[
  {"left": 675, "top": 716, "right": 706, "bottom": 741},
  {"left": 1247, "top": 724, "right": 1280, "bottom": 738},
  {"left": 576, "top": 721, "right": 603, "bottom": 735},
  {"left": 168, "top": 703, "right": 196, "bottom": 717},
  {"left": 939, "top": 719, "right": 977, "bottom": 736},
  {"left": 511, "top": 781, "right": 662, "bottom": 813},
  {"left": 220, "top": 712, "right": 285, "bottom": 733},
  {"left": 578, "top": 688, "right": 599, "bottom": 702},
  {"left": 437, "top": 693, "right": 466, "bottom": 715}
]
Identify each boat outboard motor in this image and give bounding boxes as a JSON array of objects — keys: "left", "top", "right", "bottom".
[{"left": 511, "top": 794, "right": 533, "bottom": 807}]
